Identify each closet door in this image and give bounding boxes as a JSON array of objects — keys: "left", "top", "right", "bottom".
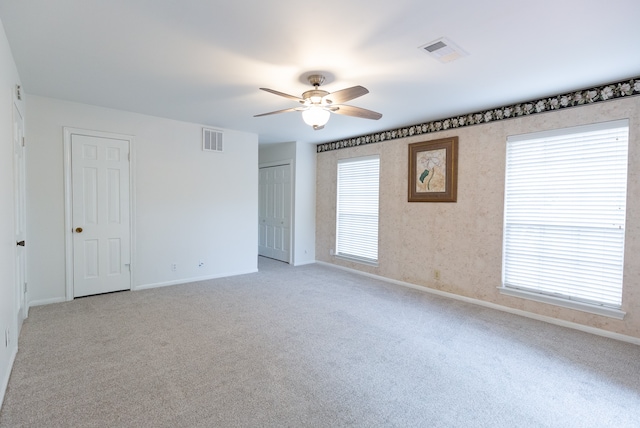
[{"left": 258, "top": 164, "right": 291, "bottom": 263}]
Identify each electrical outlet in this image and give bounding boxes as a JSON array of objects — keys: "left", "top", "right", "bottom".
[
  {"left": 434, "top": 269, "right": 441, "bottom": 281},
  {"left": 171, "top": 263, "right": 177, "bottom": 272},
  {"left": 329, "top": 249, "right": 335, "bottom": 256},
  {"left": 198, "top": 261, "right": 205, "bottom": 268}
]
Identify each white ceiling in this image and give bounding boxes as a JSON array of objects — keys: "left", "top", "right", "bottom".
[{"left": 1, "top": 0, "right": 639, "bottom": 145}]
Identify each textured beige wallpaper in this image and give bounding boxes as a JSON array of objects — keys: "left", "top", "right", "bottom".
[{"left": 316, "top": 96, "right": 640, "bottom": 339}]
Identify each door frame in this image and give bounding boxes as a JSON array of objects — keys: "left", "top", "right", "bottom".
[
  {"left": 258, "top": 159, "right": 294, "bottom": 264},
  {"left": 63, "top": 127, "right": 136, "bottom": 301},
  {"left": 13, "top": 99, "right": 26, "bottom": 324}
]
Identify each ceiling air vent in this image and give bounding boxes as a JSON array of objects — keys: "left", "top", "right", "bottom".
[
  {"left": 419, "top": 37, "right": 468, "bottom": 63},
  {"left": 203, "top": 128, "right": 223, "bottom": 152}
]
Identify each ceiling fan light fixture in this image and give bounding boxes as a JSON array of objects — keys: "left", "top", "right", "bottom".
[{"left": 302, "top": 106, "right": 330, "bottom": 128}]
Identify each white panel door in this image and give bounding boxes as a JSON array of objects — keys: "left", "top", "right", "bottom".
[
  {"left": 258, "top": 164, "right": 291, "bottom": 263},
  {"left": 71, "top": 134, "right": 131, "bottom": 297},
  {"left": 13, "top": 103, "right": 26, "bottom": 322}
]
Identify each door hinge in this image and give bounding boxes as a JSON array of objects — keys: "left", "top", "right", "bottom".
[
  {"left": 21, "top": 137, "right": 25, "bottom": 147},
  {"left": 24, "top": 282, "right": 27, "bottom": 293}
]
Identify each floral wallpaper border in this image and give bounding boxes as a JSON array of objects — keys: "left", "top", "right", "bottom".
[{"left": 316, "top": 77, "right": 640, "bottom": 153}]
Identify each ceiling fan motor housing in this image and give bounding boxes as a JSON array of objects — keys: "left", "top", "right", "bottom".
[{"left": 302, "top": 89, "right": 329, "bottom": 104}]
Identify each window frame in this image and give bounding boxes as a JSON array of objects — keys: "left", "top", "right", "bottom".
[
  {"left": 335, "top": 155, "right": 380, "bottom": 266},
  {"left": 500, "top": 119, "right": 629, "bottom": 319}
]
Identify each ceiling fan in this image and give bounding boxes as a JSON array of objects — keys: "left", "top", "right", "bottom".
[{"left": 254, "top": 74, "right": 382, "bottom": 130}]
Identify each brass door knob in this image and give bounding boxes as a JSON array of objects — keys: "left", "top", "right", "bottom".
[{"left": 75, "top": 227, "right": 83, "bottom": 233}]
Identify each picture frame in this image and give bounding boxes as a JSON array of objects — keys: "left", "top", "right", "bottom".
[{"left": 408, "top": 136, "right": 458, "bottom": 202}]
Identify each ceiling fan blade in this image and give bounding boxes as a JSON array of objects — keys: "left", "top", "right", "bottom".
[
  {"left": 259, "top": 88, "right": 305, "bottom": 103},
  {"left": 253, "top": 107, "right": 302, "bottom": 117},
  {"left": 324, "top": 86, "right": 369, "bottom": 104},
  {"left": 332, "top": 104, "right": 382, "bottom": 120}
]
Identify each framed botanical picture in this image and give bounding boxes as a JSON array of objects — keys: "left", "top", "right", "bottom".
[{"left": 408, "top": 136, "right": 458, "bottom": 202}]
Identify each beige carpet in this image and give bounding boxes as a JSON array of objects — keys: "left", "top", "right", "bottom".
[{"left": 1, "top": 257, "right": 639, "bottom": 427}]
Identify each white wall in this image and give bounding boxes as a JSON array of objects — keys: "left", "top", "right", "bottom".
[
  {"left": 259, "top": 141, "right": 295, "bottom": 166},
  {"left": 26, "top": 95, "right": 259, "bottom": 305},
  {"left": 292, "top": 141, "right": 316, "bottom": 265},
  {"left": 259, "top": 142, "right": 316, "bottom": 266},
  {"left": 0, "top": 17, "right": 22, "bottom": 408}
]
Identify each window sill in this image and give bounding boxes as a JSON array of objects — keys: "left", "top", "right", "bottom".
[
  {"left": 498, "top": 287, "right": 626, "bottom": 320},
  {"left": 335, "top": 254, "right": 379, "bottom": 267}
]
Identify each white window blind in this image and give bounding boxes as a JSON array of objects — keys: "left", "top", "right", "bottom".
[
  {"left": 502, "top": 120, "right": 629, "bottom": 311},
  {"left": 336, "top": 156, "right": 380, "bottom": 264}
]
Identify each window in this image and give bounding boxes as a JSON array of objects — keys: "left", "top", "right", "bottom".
[
  {"left": 501, "top": 120, "right": 629, "bottom": 318},
  {"left": 336, "top": 155, "right": 380, "bottom": 264}
]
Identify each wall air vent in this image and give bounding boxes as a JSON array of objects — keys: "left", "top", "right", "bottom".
[
  {"left": 203, "top": 128, "right": 223, "bottom": 152},
  {"left": 419, "top": 37, "right": 469, "bottom": 63}
]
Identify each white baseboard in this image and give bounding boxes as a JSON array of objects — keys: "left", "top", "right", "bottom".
[
  {"left": 316, "top": 261, "right": 640, "bottom": 346},
  {"left": 293, "top": 260, "right": 316, "bottom": 267},
  {"left": 0, "top": 346, "right": 17, "bottom": 411},
  {"left": 28, "top": 297, "right": 66, "bottom": 308},
  {"left": 26, "top": 270, "right": 259, "bottom": 307},
  {"left": 135, "top": 269, "right": 258, "bottom": 291}
]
